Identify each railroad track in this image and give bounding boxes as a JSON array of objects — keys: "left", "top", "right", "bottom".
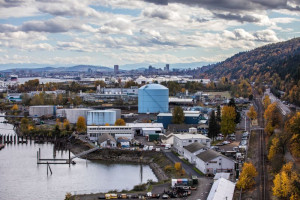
[{"left": 254, "top": 91, "right": 268, "bottom": 200}]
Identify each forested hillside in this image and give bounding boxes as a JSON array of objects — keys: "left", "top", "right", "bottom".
[{"left": 203, "top": 37, "right": 300, "bottom": 105}]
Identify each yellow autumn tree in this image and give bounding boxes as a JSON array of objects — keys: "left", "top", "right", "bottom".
[
  {"left": 264, "top": 103, "right": 282, "bottom": 135},
  {"left": 285, "top": 112, "right": 300, "bottom": 158},
  {"left": 115, "top": 118, "right": 126, "bottom": 126},
  {"left": 11, "top": 104, "right": 19, "bottom": 111},
  {"left": 268, "top": 137, "right": 280, "bottom": 161},
  {"left": 105, "top": 123, "right": 110, "bottom": 126},
  {"left": 63, "top": 119, "right": 70, "bottom": 131},
  {"left": 221, "top": 106, "right": 236, "bottom": 136},
  {"left": 247, "top": 105, "right": 257, "bottom": 121},
  {"left": 236, "top": 162, "right": 258, "bottom": 190},
  {"left": 76, "top": 116, "right": 86, "bottom": 133},
  {"left": 174, "top": 162, "right": 182, "bottom": 171},
  {"left": 263, "top": 95, "right": 271, "bottom": 109},
  {"left": 273, "top": 162, "right": 300, "bottom": 199}
]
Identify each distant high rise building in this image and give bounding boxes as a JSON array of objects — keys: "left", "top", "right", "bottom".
[
  {"left": 114, "top": 65, "right": 119, "bottom": 74},
  {"left": 164, "top": 64, "right": 170, "bottom": 72},
  {"left": 88, "top": 68, "right": 93, "bottom": 74}
]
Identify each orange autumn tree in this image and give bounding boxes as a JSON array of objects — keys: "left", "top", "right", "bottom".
[
  {"left": 263, "top": 95, "right": 271, "bottom": 109},
  {"left": 264, "top": 103, "right": 282, "bottom": 135},
  {"left": 236, "top": 162, "right": 258, "bottom": 190},
  {"left": 115, "top": 118, "right": 126, "bottom": 126},
  {"left": 247, "top": 105, "right": 257, "bottom": 121},
  {"left": 285, "top": 112, "right": 300, "bottom": 158},
  {"left": 272, "top": 162, "right": 300, "bottom": 199},
  {"left": 76, "top": 116, "right": 86, "bottom": 133}
]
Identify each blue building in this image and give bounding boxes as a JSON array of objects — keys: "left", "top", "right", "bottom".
[
  {"left": 138, "top": 84, "right": 169, "bottom": 113},
  {"left": 157, "top": 112, "right": 206, "bottom": 128},
  {"left": 87, "top": 110, "right": 117, "bottom": 125}
]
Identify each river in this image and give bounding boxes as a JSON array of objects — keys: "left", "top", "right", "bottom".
[
  {"left": 18, "top": 77, "right": 71, "bottom": 84},
  {"left": 0, "top": 118, "right": 157, "bottom": 200}
]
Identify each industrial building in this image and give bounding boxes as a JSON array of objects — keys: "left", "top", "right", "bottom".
[
  {"left": 87, "top": 110, "right": 117, "bottom": 126},
  {"left": 195, "top": 150, "right": 235, "bottom": 175},
  {"left": 57, "top": 108, "right": 93, "bottom": 123},
  {"left": 173, "top": 133, "right": 211, "bottom": 155},
  {"left": 207, "top": 178, "right": 235, "bottom": 200},
  {"left": 29, "top": 105, "right": 56, "bottom": 117},
  {"left": 138, "top": 84, "right": 169, "bottom": 114},
  {"left": 157, "top": 111, "right": 206, "bottom": 128},
  {"left": 126, "top": 123, "right": 164, "bottom": 135},
  {"left": 87, "top": 126, "right": 134, "bottom": 141}
]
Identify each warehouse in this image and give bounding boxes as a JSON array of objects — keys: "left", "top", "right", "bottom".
[
  {"left": 126, "top": 123, "right": 164, "bottom": 135},
  {"left": 195, "top": 149, "right": 235, "bottom": 175},
  {"left": 157, "top": 112, "right": 206, "bottom": 128},
  {"left": 87, "top": 110, "right": 117, "bottom": 125},
  {"left": 87, "top": 125, "right": 134, "bottom": 141},
  {"left": 173, "top": 133, "right": 211, "bottom": 155},
  {"left": 57, "top": 108, "right": 93, "bottom": 124},
  {"left": 207, "top": 178, "right": 235, "bottom": 200},
  {"left": 29, "top": 105, "right": 56, "bottom": 117},
  {"left": 138, "top": 84, "right": 169, "bottom": 113}
]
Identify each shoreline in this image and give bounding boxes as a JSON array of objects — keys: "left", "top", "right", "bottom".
[{"left": 69, "top": 139, "right": 169, "bottom": 182}]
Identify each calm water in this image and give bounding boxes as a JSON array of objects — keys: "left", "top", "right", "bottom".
[{"left": 0, "top": 119, "right": 157, "bottom": 200}]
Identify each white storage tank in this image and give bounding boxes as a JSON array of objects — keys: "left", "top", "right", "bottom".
[
  {"left": 138, "top": 84, "right": 169, "bottom": 113},
  {"left": 87, "top": 110, "right": 117, "bottom": 125},
  {"left": 107, "top": 109, "right": 121, "bottom": 120},
  {"left": 65, "top": 108, "right": 93, "bottom": 124},
  {"left": 29, "top": 105, "right": 56, "bottom": 117}
]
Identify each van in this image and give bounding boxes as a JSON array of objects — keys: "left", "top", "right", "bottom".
[
  {"left": 165, "top": 144, "right": 171, "bottom": 150},
  {"left": 149, "top": 146, "right": 154, "bottom": 151},
  {"left": 156, "top": 148, "right": 161, "bottom": 152}
]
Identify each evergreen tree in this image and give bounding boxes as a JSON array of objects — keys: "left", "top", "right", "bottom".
[
  {"left": 208, "top": 111, "right": 219, "bottom": 141},
  {"left": 216, "top": 106, "right": 221, "bottom": 123},
  {"left": 172, "top": 106, "right": 185, "bottom": 124},
  {"left": 228, "top": 98, "right": 241, "bottom": 124}
]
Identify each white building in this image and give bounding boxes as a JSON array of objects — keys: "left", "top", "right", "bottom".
[
  {"left": 98, "top": 133, "right": 117, "bottom": 148},
  {"left": 183, "top": 142, "right": 207, "bottom": 164},
  {"left": 173, "top": 133, "right": 211, "bottom": 155},
  {"left": 126, "top": 123, "right": 164, "bottom": 135},
  {"left": 207, "top": 178, "right": 235, "bottom": 200},
  {"left": 87, "top": 126, "right": 134, "bottom": 141},
  {"left": 195, "top": 149, "right": 235, "bottom": 175},
  {"left": 57, "top": 108, "right": 93, "bottom": 123}
]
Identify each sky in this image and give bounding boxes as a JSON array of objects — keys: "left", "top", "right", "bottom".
[{"left": 0, "top": 0, "right": 299, "bottom": 68}]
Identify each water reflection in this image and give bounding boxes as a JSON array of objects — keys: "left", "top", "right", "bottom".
[{"left": 0, "top": 118, "right": 157, "bottom": 200}]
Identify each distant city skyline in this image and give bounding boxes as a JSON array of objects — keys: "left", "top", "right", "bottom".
[{"left": 0, "top": 0, "right": 299, "bottom": 67}]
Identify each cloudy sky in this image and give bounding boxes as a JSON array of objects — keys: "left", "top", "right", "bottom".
[{"left": 0, "top": 0, "right": 299, "bottom": 68}]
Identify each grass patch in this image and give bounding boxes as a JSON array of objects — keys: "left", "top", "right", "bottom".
[
  {"left": 171, "top": 150, "right": 180, "bottom": 156},
  {"left": 193, "top": 167, "right": 204, "bottom": 176}
]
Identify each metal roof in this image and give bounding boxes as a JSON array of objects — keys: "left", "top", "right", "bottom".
[
  {"left": 196, "top": 149, "right": 226, "bottom": 162},
  {"left": 183, "top": 142, "right": 206, "bottom": 153},
  {"left": 174, "top": 133, "right": 209, "bottom": 140},
  {"left": 139, "top": 83, "right": 168, "bottom": 90},
  {"left": 207, "top": 178, "right": 235, "bottom": 200}
]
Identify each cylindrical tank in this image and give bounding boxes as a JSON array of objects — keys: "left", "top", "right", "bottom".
[
  {"left": 138, "top": 84, "right": 169, "bottom": 113},
  {"left": 29, "top": 105, "right": 56, "bottom": 117},
  {"left": 65, "top": 108, "right": 93, "bottom": 124},
  {"left": 87, "top": 110, "right": 117, "bottom": 125}
]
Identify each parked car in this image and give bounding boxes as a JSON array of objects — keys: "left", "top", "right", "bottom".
[
  {"left": 162, "top": 194, "right": 170, "bottom": 199},
  {"left": 216, "top": 136, "right": 224, "bottom": 141},
  {"left": 211, "top": 146, "right": 220, "bottom": 151},
  {"left": 222, "top": 140, "right": 231, "bottom": 145},
  {"left": 240, "top": 140, "right": 248, "bottom": 145}
]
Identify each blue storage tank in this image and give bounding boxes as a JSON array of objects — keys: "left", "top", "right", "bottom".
[
  {"left": 138, "top": 84, "right": 169, "bottom": 113},
  {"left": 87, "top": 110, "right": 116, "bottom": 125}
]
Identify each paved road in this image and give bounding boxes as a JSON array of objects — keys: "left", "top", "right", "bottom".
[
  {"left": 163, "top": 151, "right": 199, "bottom": 177},
  {"left": 265, "top": 88, "right": 291, "bottom": 116}
]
